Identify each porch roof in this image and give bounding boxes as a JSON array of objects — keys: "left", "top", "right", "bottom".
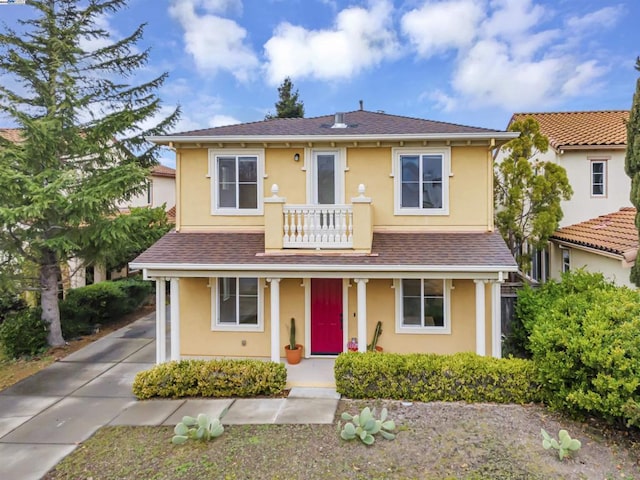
[{"left": 131, "top": 230, "right": 517, "bottom": 273}]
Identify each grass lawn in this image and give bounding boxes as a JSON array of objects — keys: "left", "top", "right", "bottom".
[{"left": 43, "top": 400, "right": 640, "bottom": 480}]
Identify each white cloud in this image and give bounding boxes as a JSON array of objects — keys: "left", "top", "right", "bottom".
[
  {"left": 168, "top": 0, "right": 258, "bottom": 81},
  {"left": 566, "top": 5, "right": 624, "bottom": 31},
  {"left": 401, "top": 0, "right": 617, "bottom": 112},
  {"left": 209, "top": 114, "right": 241, "bottom": 127},
  {"left": 263, "top": 0, "right": 400, "bottom": 84},
  {"left": 401, "top": 0, "right": 484, "bottom": 57}
]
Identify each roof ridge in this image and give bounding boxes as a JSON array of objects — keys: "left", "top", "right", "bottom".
[{"left": 513, "top": 110, "right": 629, "bottom": 116}]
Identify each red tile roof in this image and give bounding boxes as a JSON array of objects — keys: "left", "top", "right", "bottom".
[
  {"left": 151, "top": 165, "right": 175, "bottom": 177},
  {"left": 0, "top": 128, "right": 23, "bottom": 143},
  {"left": 131, "top": 231, "right": 517, "bottom": 272},
  {"left": 166, "top": 205, "right": 176, "bottom": 224},
  {"left": 551, "top": 207, "right": 637, "bottom": 256},
  {"left": 168, "top": 110, "right": 502, "bottom": 138},
  {"left": 510, "top": 111, "right": 628, "bottom": 150}
]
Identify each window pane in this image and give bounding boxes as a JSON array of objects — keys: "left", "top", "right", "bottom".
[
  {"left": 239, "top": 278, "right": 258, "bottom": 295},
  {"left": 401, "top": 156, "right": 419, "bottom": 181},
  {"left": 401, "top": 183, "right": 419, "bottom": 208},
  {"left": 403, "top": 297, "right": 421, "bottom": 326},
  {"left": 219, "top": 278, "right": 236, "bottom": 324},
  {"left": 403, "top": 279, "right": 421, "bottom": 296},
  {"left": 422, "top": 183, "right": 442, "bottom": 208},
  {"left": 238, "top": 297, "right": 258, "bottom": 325},
  {"left": 317, "top": 154, "right": 335, "bottom": 204},
  {"left": 422, "top": 155, "right": 442, "bottom": 182},
  {"left": 238, "top": 184, "right": 257, "bottom": 209},
  {"left": 592, "top": 162, "right": 603, "bottom": 174},
  {"left": 424, "top": 297, "right": 444, "bottom": 327},
  {"left": 218, "top": 157, "right": 237, "bottom": 208},
  {"left": 592, "top": 184, "right": 603, "bottom": 195},
  {"left": 423, "top": 279, "right": 443, "bottom": 295},
  {"left": 238, "top": 157, "right": 257, "bottom": 182}
]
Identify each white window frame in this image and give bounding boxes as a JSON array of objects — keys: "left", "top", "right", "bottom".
[
  {"left": 392, "top": 147, "right": 450, "bottom": 215},
  {"left": 561, "top": 249, "right": 571, "bottom": 274},
  {"left": 590, "top": 159, "right": 607, "bottom": 198},
  {"left": 305, "top": 148, "right": 346, "bottom": 205},
  {"left": 209, "top": 149, "right": 264, "bottom": 215},
  {"left": 211, "top": 277, "right": 264, "bottom": 332},
  {"left": 394, "top": 279, "right": 451, "bottom": 334}
]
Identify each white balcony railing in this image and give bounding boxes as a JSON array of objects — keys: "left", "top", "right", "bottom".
[{"left": 283, "top": 205, "right": 353, "bottom": 248}]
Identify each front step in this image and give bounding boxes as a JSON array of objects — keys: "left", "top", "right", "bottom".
[{"left": 288, "top": 387, "right": 341, "bottom": 399}]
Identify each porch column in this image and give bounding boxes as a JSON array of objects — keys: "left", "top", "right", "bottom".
[
  {"left": 170, "top": 278, "right": 180, "bottom": 361},
  {"left": 155, "top": 278, "right": 167, "bottom": 363},
  {"left": 354, "top": 278, "right": 368, "bottom": 352},
  {"left": 267, "top": 278, "right": 281, "bottom": 363},
  {"left": 491, "top": 279, "right": 502, "bottom": 359},
  {"left": 474, "top": 279, "right": 486, "bottom": 356}
]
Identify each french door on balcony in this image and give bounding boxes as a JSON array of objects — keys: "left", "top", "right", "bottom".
[{"left": 310, "top": 150, "right": 344, "bottom": 205}]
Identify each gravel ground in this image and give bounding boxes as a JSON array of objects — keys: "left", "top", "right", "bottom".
[{"left": 44, "top": 399, "right": 640, "bottom": 480}]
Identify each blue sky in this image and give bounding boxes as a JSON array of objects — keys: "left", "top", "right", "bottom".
[{"left": 1, "top": 0, "right": 639, "bottom": 166}]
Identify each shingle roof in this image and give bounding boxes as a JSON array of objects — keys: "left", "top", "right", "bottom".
[
  {"left": 510, "top": 111, "right": 628, "bottom": 150},
  {"left": 131, "top": 230, "right": 517, "bottom": 272},
  {"left": 0, "top": 128, "right": 23, "bottom": 143},
  {"left": 551, "top": 207, "right": 637, "bottom": 256},
  {"left": 169, "top": 110, "right": 500, "bottom": 138},
  {"left": 151, "top": 165, "right": 175, "bottom": 177}
]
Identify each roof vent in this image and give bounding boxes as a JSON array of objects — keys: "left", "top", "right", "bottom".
[{"left": 331, "top": 112, "right": 347, "bottom": 128}]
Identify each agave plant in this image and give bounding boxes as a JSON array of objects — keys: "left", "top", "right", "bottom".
[{"left": 339, "top": 406, "right": 396, "bottom": 445}]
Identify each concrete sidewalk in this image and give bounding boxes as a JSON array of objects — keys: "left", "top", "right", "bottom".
[{"left": 0, "top": 311, "right": 340, "bottom": 480}]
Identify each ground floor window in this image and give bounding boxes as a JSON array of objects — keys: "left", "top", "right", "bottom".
[
  {"left": 211, "top": 277, "right": 263, "bottom": 331},
  {"left": 562, "top": 249, "right": 571, "bottom": 273},
  {"left": 395, "top": 278, "right": 450, "bottom": 334}
]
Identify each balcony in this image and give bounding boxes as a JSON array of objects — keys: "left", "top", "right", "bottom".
[{"left": 264, "top": 184, "right": 373, "bottom": 252}]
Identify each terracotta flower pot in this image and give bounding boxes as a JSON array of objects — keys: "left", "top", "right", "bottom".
[{"left": 284, "top": 344, "right": 303, "bottom": 364}]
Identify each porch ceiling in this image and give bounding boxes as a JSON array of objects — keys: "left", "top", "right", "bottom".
[{"left": 131, "top": 231, "right": 517, "bottom": 275}]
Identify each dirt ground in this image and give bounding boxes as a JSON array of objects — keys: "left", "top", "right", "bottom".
[{"left": 45, "top": 399, "right": 640, "bottom": 480}]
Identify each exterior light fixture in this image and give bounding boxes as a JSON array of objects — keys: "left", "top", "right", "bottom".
[{"left": 293, "top": 153, "right": 300, "bottom": 162}]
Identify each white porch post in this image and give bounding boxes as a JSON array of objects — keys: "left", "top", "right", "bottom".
[
  {"left": 354, "top": 278, "right": 368, "bottom": 352},
  {"left": 155, "top": 278, "right": 167, "bottom": 364},
  {"left": 170, "top": 278, "right": 180, "bottom": 361},
  {"left": 491, "top": 280, "right": 502, "bottom": 359},
  {"left": 268, "top": 278, "right": 281, "bottom": 363},
  {"left": 474, "top": 279, "right": 486, "bottom": 356}
]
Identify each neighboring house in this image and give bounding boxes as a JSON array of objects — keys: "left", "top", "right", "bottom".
[
  {"left": 497, "top": 110, "right": 632, "bottom": 282},
  {"left": 548, "top": 207, "right": 638, "bottom": 289},
  {"left": 131, "top": 110, "right": 518, "bottom": 364}
]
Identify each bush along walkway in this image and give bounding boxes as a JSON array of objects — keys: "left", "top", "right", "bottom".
[{"left": 0, "top": 309, "right": 339, "bottom": 480}]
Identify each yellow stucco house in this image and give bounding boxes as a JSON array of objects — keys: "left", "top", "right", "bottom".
[{"left": 131, "top": 110, "right": 518, "bottom": 364}]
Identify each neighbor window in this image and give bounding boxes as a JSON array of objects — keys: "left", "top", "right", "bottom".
[
  {"left": 395, "top": 279, "right": 450, "bottom": 334},
  {"left": 590, "top": 160, "right": 607, "bottom": 197},
  {"left": 210, "top": 150, "right": 264, "bottom": 214},
  {"left": 212, "top": 277, "right": 262, "bottom": 331},
  {"left": 562, "top": 249, "right": 571, "bottom": 273},
  {"left": 394, "top": 148, "right": 449, "bottom": 215}
]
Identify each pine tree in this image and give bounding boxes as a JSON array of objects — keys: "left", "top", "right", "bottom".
[
  {"left": 625, "top": 57, "right": 640, "bottom": 286},
  {"left": 0, "top": 0, "right": 179, "bottom": 346},
  {"left": 495, "top": 117, "right": 573, "bottom": 272},
  {"left": 265, "top": 77, "right": 304, "bottom": 119}
]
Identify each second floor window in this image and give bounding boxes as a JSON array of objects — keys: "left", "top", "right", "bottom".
[
  {"left": 591, "top": 160, "right": 607, "bottom": 197},
  {"left": 210, "top": 150, "right": 264, "bottom": 215},
  {"left": 394, "top": 148, "right": 449, "bottom": 215}
]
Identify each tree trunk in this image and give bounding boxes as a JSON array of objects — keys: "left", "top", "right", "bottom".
[{"left": 40, "top": 250, "right": 65, "bottom": 347}]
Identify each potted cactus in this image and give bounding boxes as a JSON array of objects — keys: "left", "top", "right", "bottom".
[
  {"left": 284, "top": 317, "right": 303, "bottom": 364},
  {"left": 367, "top": 321, "right": 383, "bottom": 352}
]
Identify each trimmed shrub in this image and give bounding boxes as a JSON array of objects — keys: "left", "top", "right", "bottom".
[
  {"left": 132, "top": 359, "right": 287, "bottom": 399},
  {"left": 335, "top": 351, "right": 540, "bottom": 404},
  {"left": 527, "top": 271, "right": 640, "bottom": 427},
  {"left": 60, "top": 278, "right": 152, "bottom": 338},
  {"left": 0, "top": 309, "right": 48, "bottom": 358}
]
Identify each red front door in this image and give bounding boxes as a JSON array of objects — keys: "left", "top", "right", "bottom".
[{"left": 311, "top": 278, "right": 343, "bottom": 355}]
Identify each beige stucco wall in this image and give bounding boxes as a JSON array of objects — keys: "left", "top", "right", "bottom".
[
  {"left": 549, "top": 242, "right": 634, "bottom": 288},
  {"left": 179, "top": 276, "right": 493, "bottom": 358},
  {"left": 177, "top": 145, "right": 492, "bottom": 232}
]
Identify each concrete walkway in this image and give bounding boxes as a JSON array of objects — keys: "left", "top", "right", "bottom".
[{"left": 0, "top": 312, "right": 340, "bottom": 480}]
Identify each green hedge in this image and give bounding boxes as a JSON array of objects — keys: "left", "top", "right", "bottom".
[
  {"left": 335, "top": 352, "right": 540, "bottom": 404},
  {"left": 526, "top": 271, "right": 640, "bottom": 427},
  {"left": 0, "top": 309, "right": 48, "bottom": 358},
  {"left": 132, "top": 359, "right": 287, "bottom": 399},
  {"left": 60, "top": 278, "right": 152, "bottom": 338}
]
